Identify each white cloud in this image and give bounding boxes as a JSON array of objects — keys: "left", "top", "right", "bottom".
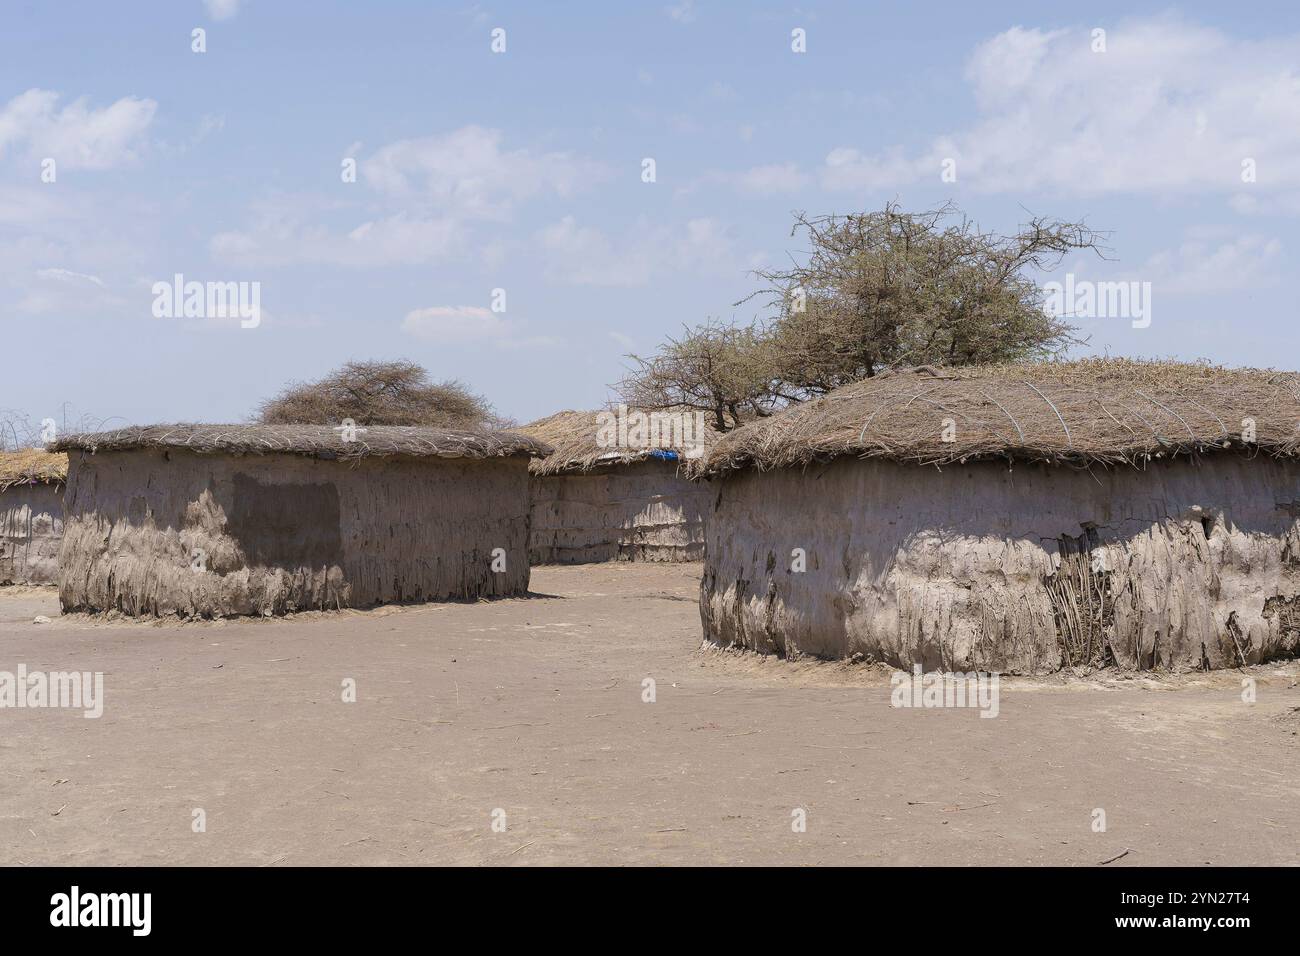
[
  {"left": 363, "top": 126, "right": 606, "bottom": 219},
  {"left": 204, "top": 0, "right": 243, "bottom": 20},
  {"left": 211, "top": 209, "right": 462, "bottom": 268},
  {"left": 401, "top": 305, "right": 558, "bottom": 349},
  {"left": 0, "top": 183, "right": 157, "bottom": 321},
  {"left": 460, "top": 5, "right": 491, "bottom": 27},
  {"left": 209, "top": 125, "right": 603, "bottom": 269},
  {"left": 189, "top": 114, "right": 225, "bottom": 146},
  {"left": 0, "top": 89, "right": 156, "bottom": 170},
  {"left": 678, "top": 217, "right": 737, "bottom": 267},
  {"left": 820, "top": 146, "right": 927, "bottom": 192},
  {"left": 214, "top": 126, "right": 609, "bottom": 268},
  {"left": 15, "top": 261, "right": 117, "bottom": 316},
  {"left": 34, "top": 267, "right": 104, "bottom": 287},
  {"left": 1138, "top": 233, "right": 1283, "bottom": 295},
  {"left": 1228, "top": 191, "right": 1300, "bottom": 216},
  {"left": 666, "top": 1, "right": 696, "bottom": 24},
  {"left": 537, "top": 215, "right": 739, "bottom": 286},
  {"left": 965, "top": 25, "right": 1066, "bottom": 109},
  {"left": 537, "top": 217, "right": 649, "bottom": 286},
  {"left": 732, "top": 162, "right": 810, "bottom": 195},
  {"left": 821, "top": 16, "right": 1300, "bottom": 197},
  {"left": 0, "top": 185, "right": 81, "bottom": 227}
]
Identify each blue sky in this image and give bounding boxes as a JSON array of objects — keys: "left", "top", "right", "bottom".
[{"left": 1, "top": 1, "right": 1298, "bottom": 430}]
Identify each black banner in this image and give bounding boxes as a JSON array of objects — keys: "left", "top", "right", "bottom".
[{"left": 0, "top": 866, "right": 1277, "bottom": 941}]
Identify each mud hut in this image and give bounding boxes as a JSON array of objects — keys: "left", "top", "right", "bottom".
[
  {"left": 519, "top": 408, "right": 717, "bottom": 564},
  {"left": 698, "top": 359, "right": 1300, "bottom": 674},
  {"left": 0, "top": 449, "right": 67, "bottom": 585},
  {"left": 52, "top": 424, "right": 550, "bottom": 617}
]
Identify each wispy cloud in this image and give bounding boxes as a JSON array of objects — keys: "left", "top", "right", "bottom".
[
  {"left": 537, "top": 215, "right": 742, "bottom": 286},
  {"left": 1139, "top": 232, "right": 1283, "bottom": 295},
  {"left": 363, "top": 125, "right": 607, "bottom": 218},
  {"left": 213, "top": 127, "right": 608, "bottom": 268},
  {"left": 211, "top": 204, "right": 463, "bottom": 268},
  {"left": 666, "top": 1, "right": 697, "bottom": 24},
  {"left": 0, "top": 89, "right": 156, "bottom": 170},
  {"left": 401, "top": 305, "right": 559, "bottom": 349},
  {"left": 203, "top": 0, "right": 244, "bottom": 21},
  {"left": 820, "top": 16, "right": 1300, "bottom": 198},
  {"left": 35, "top": 267, "right": 104, "bottom": 287}
]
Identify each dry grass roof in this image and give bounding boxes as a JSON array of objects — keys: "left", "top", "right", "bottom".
[
  {"left": 52, "top": 424, "right": 551, "bottom": 463},
  {"left": 0, "top": 449, "right": 68, "bottom": 491},
  {"left": 702, "top": 358, "right": 1300, "bottom": 474},
  {"left": 520, "top": 408, "right": 721, "bottom": 476}
]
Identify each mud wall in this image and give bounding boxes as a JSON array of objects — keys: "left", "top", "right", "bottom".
[
  {"left": 529, "top": 460, "right": 711, "bottom": 564},
  {"left": 700, "top": 455, "right": 1300, "bottom": 674},
  {"left": 0, "top": 483, "right": 63, "bottom": 585},
  {"left": 59, "top": 449, "right": 532, "bottom": 617}
]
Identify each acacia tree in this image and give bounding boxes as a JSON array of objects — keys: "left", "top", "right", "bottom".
[
  {"left": 744, "top": 203, "right": 1107, "bottom": 394},
  {"left": 256, "top": 360, "right": 507, "bottom": 429},
  {"left": 616, "top": 321, "right": 790, "bottom": 431},
  {"left": 618, "top": 204, "right": 1107, "bottom": 422}
]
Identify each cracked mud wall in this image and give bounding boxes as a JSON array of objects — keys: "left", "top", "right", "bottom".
[
  {"left": 529, "top": 460, "right": 710, "bottom": 564},
  {"left": 700, "top": 455, "right": 1300, "bottom": 674},
  {"left": 0, "top": 483, "right": 63, "bottom": 585},
  {"left": 59, "top": 449, "right": 532, "bottom": 617}
]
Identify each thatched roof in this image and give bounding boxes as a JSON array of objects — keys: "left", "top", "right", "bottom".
[
  {"left": 520, "top": 408, "right": 720, "bottom": 476},
  {"left": 702, "top": 358, "right": 1300, "bottom": 474},
  {"left": 0, "top": 449, "right": 68, "bottom": 491},
  {"left": 51, "top": 424, "right": 551, "bottom": 463}
]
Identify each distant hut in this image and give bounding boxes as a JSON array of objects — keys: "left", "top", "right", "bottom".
[
  {"left": 698, "top": 360, "right": 1300, "bottom": 674},
  {"left": 519, "top": 408, "right": 718, "bottom": 564},
  {"left": 0, "top": 449, "right": 67, "bottom": 585},
  {"left": 52, "top": 424, "right": 550, "bottom": 617}
]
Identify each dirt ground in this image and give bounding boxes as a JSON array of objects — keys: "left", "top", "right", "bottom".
[{"left": 1, "top": 563, "right": 1297, "bottom": 866}]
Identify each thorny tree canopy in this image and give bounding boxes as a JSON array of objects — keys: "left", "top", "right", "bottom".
[
  {"left": 617, "top": 321, "right": 788, "bottom": 431},
  {"left": 619, "top": 204, "right": 1107, "bottom": 430},
  {"left": 748, "top": 203, "right": 1105, "bottom": 393},
  {"left": 256, "top": 360, "right": 508, "bottom": 430}
]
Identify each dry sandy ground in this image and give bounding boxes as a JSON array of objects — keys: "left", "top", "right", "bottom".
[{"left": 1, "top": 563, "right": 1297, "bottom": 866}]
